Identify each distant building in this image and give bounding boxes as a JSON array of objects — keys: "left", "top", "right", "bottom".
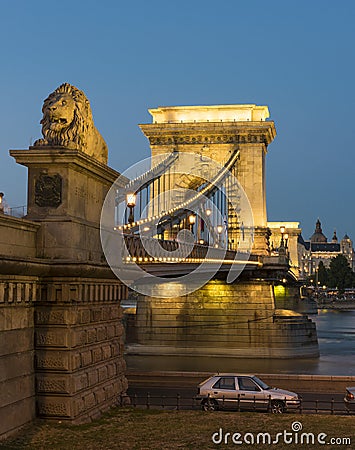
[{"left": 298, "top": 219, "right": 355, "bottom": 279}]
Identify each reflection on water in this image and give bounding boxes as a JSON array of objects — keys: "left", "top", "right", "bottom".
[{"left": 126, "top": 309, "right": 355, "bottom": 375}]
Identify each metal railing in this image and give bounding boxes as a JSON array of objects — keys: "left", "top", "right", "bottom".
[
  {"left": 127, "top": 392, "right": 351, "bottom": 415},
  {"left": 2, "top": 205, "right": 27, "bottom": 218}
]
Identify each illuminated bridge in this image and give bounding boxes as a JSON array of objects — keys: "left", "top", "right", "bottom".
[{"left": 100, "top": 104, "right": 319, "bottom": 360}]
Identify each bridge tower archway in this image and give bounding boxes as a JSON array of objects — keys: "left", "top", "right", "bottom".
[{"left": 139, "top": 104, "right": 276, "bottom": 255}]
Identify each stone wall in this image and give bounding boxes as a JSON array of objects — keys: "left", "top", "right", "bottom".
[
  {"left": 0, "top": 275, "right": 38, "bottom": 439},
  {"left": 0, "top": 214, "right": 39, "bottom": 258},
  {"left": 0, "top": 273, "right": 129, "bottom": 439},
  {"left": 35, "top": 278, "right": 128, "bottom": 423}
]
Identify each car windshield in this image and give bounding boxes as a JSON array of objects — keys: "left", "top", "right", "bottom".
[{"left": 252, "top": 376, "right": 270, "bottom": 390}]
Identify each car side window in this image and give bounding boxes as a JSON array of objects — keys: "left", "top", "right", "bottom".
[
  {"left": 238, "top": 377, "right": 261, "bottom": 391},
  {"left": 212, "top": 377, "right": 235, "bottom": 390}
]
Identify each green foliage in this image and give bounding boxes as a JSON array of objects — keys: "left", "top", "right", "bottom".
[
  {"left": 327, "top": 254, "right": 355, "bottom": 292},
  {"left": 317, "top": 261, "right": 328, "bottom": 286}
]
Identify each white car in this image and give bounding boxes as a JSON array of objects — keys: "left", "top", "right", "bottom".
[
  {"left": 196, "top": 374, "right": 301, "bottom": 414},
  {"left": 344, "top": 387, "right": 355, "bottom": 413}
]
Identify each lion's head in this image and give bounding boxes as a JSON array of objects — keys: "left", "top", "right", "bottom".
[
  {"left": 34, "top": 83, "right": 108, "bottom": 164},
  {"left": 42, "top": 91, "right": 77, "bottom": 133}
]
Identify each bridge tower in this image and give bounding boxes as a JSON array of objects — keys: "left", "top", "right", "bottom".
[{"left": 140, "top": 105, "right": 276, "bottom": 255}]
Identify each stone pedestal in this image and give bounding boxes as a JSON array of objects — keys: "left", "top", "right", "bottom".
[
  {"left": 5, "top": 146, "right": 129, "bottom": 424},
  {"left": 10, "top": 147, "right": 124, "bottom": 261}
]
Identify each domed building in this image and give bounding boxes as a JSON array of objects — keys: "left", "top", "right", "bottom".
[
  {"left": 310, "top": 219, "right": 327, "bottom": 243},
  {"left": 298, "top": 219, "right": 355, "bottom": 278}
]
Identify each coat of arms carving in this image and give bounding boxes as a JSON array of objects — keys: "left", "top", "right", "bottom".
[{"left": 35, "top": 174, "right": 62, "bottom": 207}]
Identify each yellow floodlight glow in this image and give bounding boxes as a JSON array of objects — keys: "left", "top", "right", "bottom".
[{"left": 274, "top": 284, "right": 286, "bottom": 299}]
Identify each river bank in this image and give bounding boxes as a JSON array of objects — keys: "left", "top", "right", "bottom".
[{"left": 317, "top": 301, "right": 355, "bottom": 310}]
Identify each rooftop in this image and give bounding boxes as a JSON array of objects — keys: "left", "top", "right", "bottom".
[{"left": 148, "top": 104, "right": 270, "bottom": 124}]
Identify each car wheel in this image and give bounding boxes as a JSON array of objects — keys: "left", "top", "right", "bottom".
[
  {"left": 270, "top": 401, "right": 285, "bottom": 414},
  {"left": 201, "top": 399, "right": 219, "bottom": 411}
]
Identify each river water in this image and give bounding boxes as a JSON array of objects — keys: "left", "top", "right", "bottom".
[{"left": 126, "top": 309, "right": 355, "bottom": 375}]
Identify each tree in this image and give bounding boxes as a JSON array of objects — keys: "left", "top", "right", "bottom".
[
  {"left": 317, "top": 261, "right": 328, "bottom": 286},
  {"left": 327, "top": 255, "right": 355, "bottom": 292}
]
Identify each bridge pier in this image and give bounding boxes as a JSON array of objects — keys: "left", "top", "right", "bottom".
[{"left": 126, "top": 276, "right": 319, "bottom": 359}]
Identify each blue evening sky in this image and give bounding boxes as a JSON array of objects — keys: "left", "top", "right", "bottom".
[{"left": 0, "top": 0, "right": 354, "bottom": 240}]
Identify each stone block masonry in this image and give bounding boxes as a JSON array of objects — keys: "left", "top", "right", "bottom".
[
  {"left": 35, "top": 278, "right": 128, "bottom": 424},
  {"left": 0, "top": 276, "right": 37, "bottom": 440},
  {"left": 130, "top": 279, "right": 318, "bottom": 359},
  {"left": 0, "top": 274, "right": 129, "bottom": 439}
]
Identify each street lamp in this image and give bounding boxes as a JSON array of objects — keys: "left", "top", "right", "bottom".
[
  {"left": 0, "top": 192, "right": 4, "bottom": 214},
  {"left": 188, "top": 214, "right": 196, "bottom": 232},
  {"left": 217, "top": 224, "right": 223, "bottom": 247},
  {"left": 280, "top": 226, "right": 285, "bottom": 247},
  {"left": 126, "top": 193, "right": 136, "bottom": 225},
  {"left": 284, "top": 233, "right": 289, "bottom": 248},
  {"left": 284, "top": 233, "right": 289, "bottom": 257}
]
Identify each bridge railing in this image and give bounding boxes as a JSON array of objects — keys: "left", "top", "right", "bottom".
[
  {"left": 1, "top": 205, "right": 27, "bottom": 218},
  {"left": 123, "top": 233, "right": 257, "bottom": 264}
]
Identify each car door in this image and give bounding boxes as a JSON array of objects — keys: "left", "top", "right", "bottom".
[
  {"left": 236, "top": 376, "right": 268, "bottom": 410},
  {"left": 210, "top": 376, "right": 239, "bottom": 409}
]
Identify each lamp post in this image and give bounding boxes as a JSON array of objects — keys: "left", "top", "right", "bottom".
[
  {"left": 217, "top": 224, "right": 223, "bottom": 247},
  {"left": 0, "top": 192, "right": 4, "bottom": 214},
  {"left": 284, "top": 233, "right": 288, "bottom": 248},
  {"left": 188, "top": 214, "right": 196, "bottom": 233},
  {"left": 284, "top": 232, "right": 289, "bottom": 257},
  {"left": 280, "top": 226, "right": 285, "bottom": 248},
  {"left": 203, "top": 208, "right": 212, "bottom": 244},
  {"left": 126, "top": 193, "right": 136, "bottom": 225}
]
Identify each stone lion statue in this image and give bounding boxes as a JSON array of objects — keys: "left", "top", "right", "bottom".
[{"left": 34, "top": 83, "right": 108, "bottom": 164}]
